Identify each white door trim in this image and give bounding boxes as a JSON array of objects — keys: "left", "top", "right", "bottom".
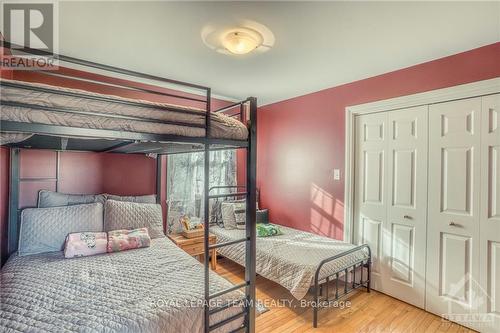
[{"left": 344, "top": 77, "right": 500, "bottom": 242}]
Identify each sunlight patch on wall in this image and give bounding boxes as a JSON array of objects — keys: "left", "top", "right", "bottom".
[{"left": 310, "top": 183, "right": 342, "bottom": 238}]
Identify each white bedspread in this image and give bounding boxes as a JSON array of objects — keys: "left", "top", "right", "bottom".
[
  {"left": 0, "top": 237, "right": 244, "bottom": 333},
  {"left": 210, "top": 225, "right": 369, "bottom": 300}
]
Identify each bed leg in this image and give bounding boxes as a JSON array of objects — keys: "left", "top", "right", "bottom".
[
  {"left": 313, "top": 291, "right": 318, "bottom": 328},
  {"left": 366, "top": 260, "right": 371, "bottom": 293},
  {"left": 313, "top": 279, "right": 319, "bottom": 328},
  {"left": 325, "top": 277, "right": 329, "bottom": 301}
]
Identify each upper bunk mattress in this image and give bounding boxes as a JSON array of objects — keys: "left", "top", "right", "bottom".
[
  {"left": 0, "top": 79, "right": 248, "bottom": 141},
  {"left": 210, "top": 225, "right": 369, "bottom": 300},
  {"left": 0, "top": 237, "right": 244, "bottom": 333}
]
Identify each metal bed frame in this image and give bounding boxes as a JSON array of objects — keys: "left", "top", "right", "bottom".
[
  {"left": 312, "top": 244, "right": 371, "bottom": 328},
  {"left": 0, "top": 41, "right": 257, "bottom": 333},
  {"left": 209, "top": 185, "right": 372, "bottom": 328}
]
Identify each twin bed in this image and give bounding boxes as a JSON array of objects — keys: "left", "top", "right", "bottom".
[{"left": 210, "top": 225, "right": 369, "bottom": 300}]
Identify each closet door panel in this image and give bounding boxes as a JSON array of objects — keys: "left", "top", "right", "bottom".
[
  {"left": 488, "top": 242, "right": 500, "bottom": 313},
  {"left": 360, "top": 216, "right": 382, "bottom": 274},
  {"left": 385, "top": 106, "right": 428, "bottom": 308},
  {"left": 488, "top": 145, "right": 500, "bottom": 218},
  {"left": 426, "top": 97, "right": 481, "bottom": 325},
  {"left": 441, "top": 147, "right": 473, "bottom": 214},
  {"left": 480, "top": 93, "right": 500, "bottom": 333},
  {"left": 392, "top": 149, "right": 415, "bottom": 207},
  {"left": 390, "top": 223, "right": 413, "bottom": 283},
  {"left": 440, "top": 233, "right": 472, "bottom": 302},
  {"left": 363, "top": 150, "right": 384, "bottom": 204},
  {"left": 354, "top": 113, "right": 387, "bottom": 289}
]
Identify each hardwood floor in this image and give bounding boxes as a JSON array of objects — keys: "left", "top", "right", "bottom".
[{"left": 215, "top": 258, "right": 475, "bottom": 333}]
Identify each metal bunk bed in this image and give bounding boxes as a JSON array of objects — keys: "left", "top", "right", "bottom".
[{"left": 0, "top": 41, "right": 257, "bottom": 333}]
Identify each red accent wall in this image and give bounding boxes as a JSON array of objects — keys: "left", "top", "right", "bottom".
[
  {"left": 15, "top": 150, "right": 160, "bottom": 208},
  {"left": 102, "top": 153, "right": 156, "bottom": 196},
  {"left": 0, "top": 148, "right": 10, "bottom": 265},
  {"left": 257, "top": 42, "right": 500, "bottom": 240},
  {"left": 236, "top": 149, "right": 247, "bottom": 188},
  {"left": 0, "top": 33, "right": 13, "bottom": 80},
  {"left": 59, "top": 152, "right": 104, "bottom": 195}
]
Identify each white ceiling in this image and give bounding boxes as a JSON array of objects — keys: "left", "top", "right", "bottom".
[{"left": 57, "top": 1, "right": 500, "bottom": 105}]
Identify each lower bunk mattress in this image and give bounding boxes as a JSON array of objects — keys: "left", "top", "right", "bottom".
[
  {"left": 210, "top": 225, "right": 369, "bottom": 300},
  {"left": 0, "top": 237, "right": 244, "bottom": 333}
]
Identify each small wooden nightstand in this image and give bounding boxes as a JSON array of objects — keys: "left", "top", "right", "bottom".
[{"left": 168, "top": 233, "right": 217, "bottom": 270}]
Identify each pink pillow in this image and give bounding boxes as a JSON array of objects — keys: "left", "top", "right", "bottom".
[
  {"left": 64, "top": 232, "right": 107, "bottom": 258},
  {"left": 107, "top": 228, "right": 151, "bottom": 253}
]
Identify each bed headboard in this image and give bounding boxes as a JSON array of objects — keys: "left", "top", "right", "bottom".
[
  {"left": 207, "top": 185, "right": 260, "bottom": 225},
  {"left": 6, "top": 148, "right": 163, "bottom": 257}
]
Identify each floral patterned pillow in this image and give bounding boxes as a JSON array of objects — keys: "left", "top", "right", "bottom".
[
  {"left": 107, "top": 228, "right": 151, "bottom": 253},
  {"left": 64, "top": 232, "right": 107, "bottom": 258}
]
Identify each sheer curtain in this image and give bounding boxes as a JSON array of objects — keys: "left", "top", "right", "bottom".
[{"left": 166, "top": 150, "right": 236, "bottom": 233}]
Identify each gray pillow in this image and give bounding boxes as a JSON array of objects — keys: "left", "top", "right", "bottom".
[
  {"left": 209, "top": 200, "right": 224, "bottom": 226},
  {"left": 18, "top": 203, "right": 104, "bottom": 256},
  {"left": 38, "top": 190, "right": 106, "bottom": 208},
  {"left": 104, "top": 200, "right": 164, "bottom": 238},
  {"left": 105, "top": 194, "right": 157, "bottom": 204},
  {"left": 221, "top": 201, "right": 246, "bottom": 230},
  {"left": 221, "top": 202, "right": 237, "bottom": 229},
  {"left": 233, "top": 203, "right": 246, "bottom": 230}
]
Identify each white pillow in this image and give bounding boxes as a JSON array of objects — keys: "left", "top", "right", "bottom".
[
  {"left": 104, "top": 200, "right": 164, "bottom": 239},
  {"left": 18, "top": 203, "right": 104, "bottom": 256}
]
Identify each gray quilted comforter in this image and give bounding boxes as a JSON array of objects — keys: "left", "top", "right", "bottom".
[
  {"left": 0, "top": 79, "right": 248, "bottom": 142},
  {"left": 0, "top": 238, "right": 244, "bottom": 333},
  {"left": 210, "top": 225, "right": 369, "bottom": 300}
]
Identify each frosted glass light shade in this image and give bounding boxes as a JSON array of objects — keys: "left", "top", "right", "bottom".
[{"left": 222, "top": 31, "right": 260, "bottom": 55}]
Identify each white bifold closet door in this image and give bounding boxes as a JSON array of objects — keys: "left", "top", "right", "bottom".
[
  {"left": 354, "top": 112, "right": 387, "bottom": 290},
  {"left": 426, "top": 97, "right": 482, "bottom": 326},
  {"left": 479, "top": 94, "right": 500, "bottom": 333},
  {"left": 354, "top": 106, "right": 428, "bottom": 308},
  {"left": 354, "top": 92, "right": 499, "bottom": 332},
  {"left": 426, "top": 94, "right": 500, "bottom": 333},
  {"left": 385, "top": 106, "right": 428, "bottom": 308}
]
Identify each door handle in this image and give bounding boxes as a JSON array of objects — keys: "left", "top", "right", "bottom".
[
  {"left": 403, "top": 215, "right": 412, "bottom": 220},
  {"left": 449, "top": 221, "right": 462, "bottom": 227}
]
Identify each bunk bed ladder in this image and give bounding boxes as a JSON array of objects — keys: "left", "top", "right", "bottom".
[{"left": 203, "top": 98, "right": 257, "bottom": 333}]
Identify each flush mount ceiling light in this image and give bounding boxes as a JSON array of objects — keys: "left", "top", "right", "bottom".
[
  {"left": 221, "top": 29, "right": 263, "bottom": 55},
  {"left": 201, "top": 20, "right": 274, "bottom": 56}
]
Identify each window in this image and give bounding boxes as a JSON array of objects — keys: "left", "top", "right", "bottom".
[{"left": 166, "top": 150, "right": 236, "bottom": 233}]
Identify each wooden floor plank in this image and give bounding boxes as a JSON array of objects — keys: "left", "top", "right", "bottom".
[{"left": 215, "top": 258, "right": 476, "bottom": 333}]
